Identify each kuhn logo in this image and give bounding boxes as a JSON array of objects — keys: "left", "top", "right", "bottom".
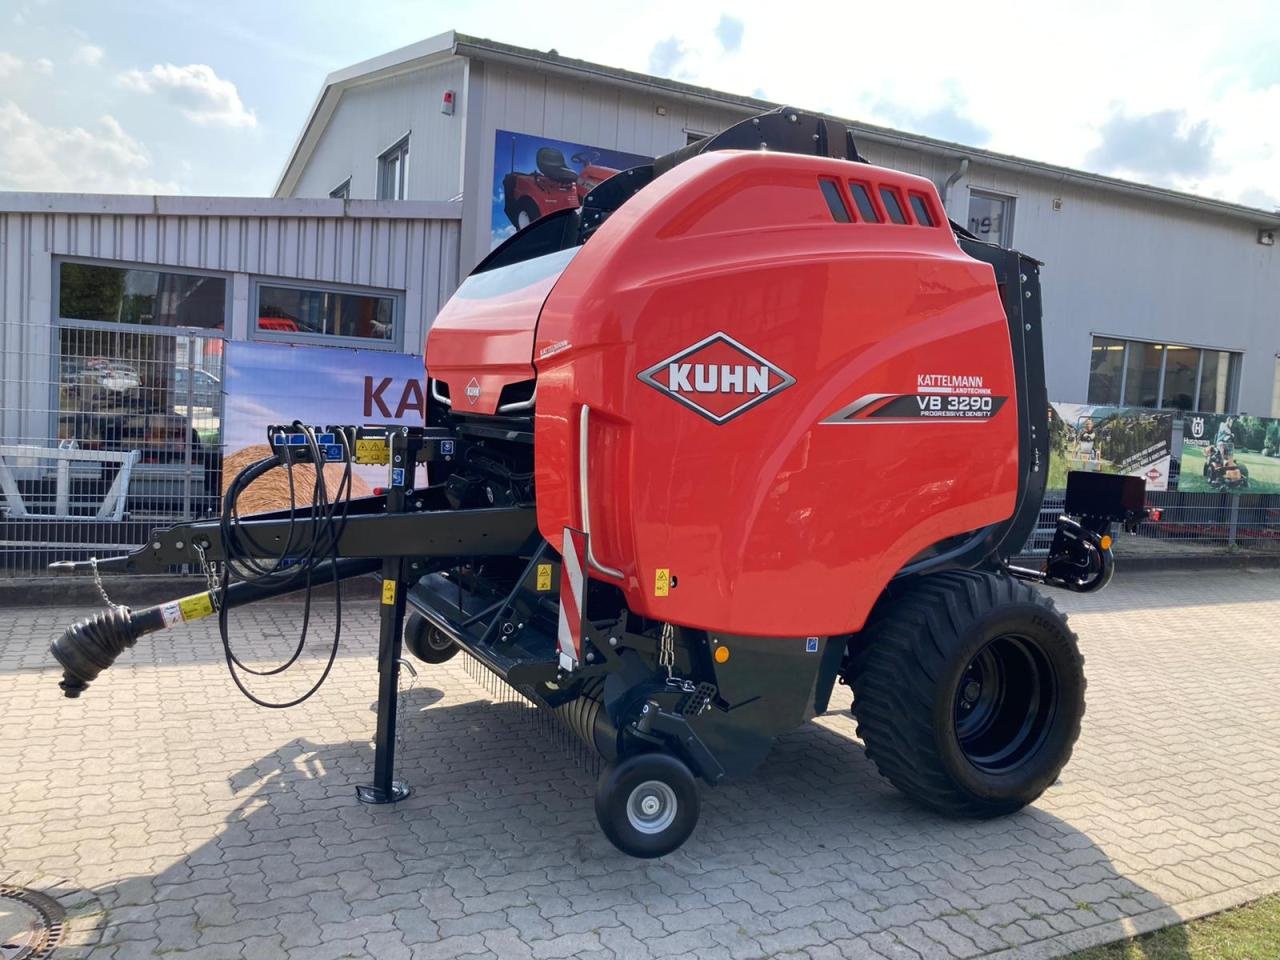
[
  {"left": 465, "top": 377, "right": 481, "bottom": 405},
  {"left": 638, "top": 332, "right": 795, "bottom": 423}
]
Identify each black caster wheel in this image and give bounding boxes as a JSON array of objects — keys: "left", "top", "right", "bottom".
[
  {"left": 594, "top": 753, "right": 700, "bottom": 858},
  {"left": 404, "top": 612, "right": 459, "bottom": 664}
]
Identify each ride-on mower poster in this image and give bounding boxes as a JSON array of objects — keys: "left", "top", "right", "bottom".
[{"left": 490, "top": 129, "right": 648, "bottom": 247}]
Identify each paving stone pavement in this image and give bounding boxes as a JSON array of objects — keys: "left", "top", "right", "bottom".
[{"left": 2, "top": 567, "right": 1279, "bottom": 959}]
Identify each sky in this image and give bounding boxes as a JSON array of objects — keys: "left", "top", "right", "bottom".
[{"left": 1, "top": 0, "right": 1277, "bottom": 209}]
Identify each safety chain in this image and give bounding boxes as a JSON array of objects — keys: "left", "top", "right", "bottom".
[
  {"left": 194, "top": 541, "right": 222, "bottom": 611},
  {"left": 659, "top": 622, "right": 700, "bottom": 695},
  {"left": 89, "top": 556, "right": 121, "bottom": 609},
  {"left": 659, "top": 622, "right": 675, "bottom": 678},
  {"left": 395, "top": 657, "right": 418, "bottom": 758}
]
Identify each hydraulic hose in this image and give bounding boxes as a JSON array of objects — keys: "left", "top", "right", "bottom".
[{"left": 53, "top": 421, "right": 366, "bottom": 701}]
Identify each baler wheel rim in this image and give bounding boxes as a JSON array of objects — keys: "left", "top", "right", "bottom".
[
  {"left": 626, "top": 780, "right": 679, "bottom": 835},
  {"left": 952, "top": 633, "right": 1057, "bottom": 773}
]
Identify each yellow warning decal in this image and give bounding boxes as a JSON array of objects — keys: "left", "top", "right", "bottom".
[
  {"left": 177, "top": 592, "right": 215, "bottom": 622},
  {"left": 654, "top": 568, "right": 670, "bottom": 597},
  {"left": 355, "top": 437, "right": 390, "bottom": 465},
  {"left": 535, "top": 563, "right": 553, "bottom": 592},
  {"left": 381, "top": 580, "right": 397, "bottom": 605}
]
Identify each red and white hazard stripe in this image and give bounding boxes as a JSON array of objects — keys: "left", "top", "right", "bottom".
[{"left": 557, "top": 527, "right": 587, "bottom": 670}]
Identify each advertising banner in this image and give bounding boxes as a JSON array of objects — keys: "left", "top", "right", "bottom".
[
  {"left": 223, "top": 341, "right": 426, "bottom": 511},
  {"left": 1179, "top": 413, "right": 1280, "bottom": 494},
  {"left": 1048, "top": 403, "right": 1175, "bottom": 491},
  {"left": 490, "top": 129, "right": 650, "bottom": 248}
]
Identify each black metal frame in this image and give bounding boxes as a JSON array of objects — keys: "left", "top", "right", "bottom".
[{"left": 50, "top": 427, "right": 541, "bottom": 805}]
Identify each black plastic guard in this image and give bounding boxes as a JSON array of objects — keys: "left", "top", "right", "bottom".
[{"left": 1063, "top": 471, "right": 1146, "bottom": 523}]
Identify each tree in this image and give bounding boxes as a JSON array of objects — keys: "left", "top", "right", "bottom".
[{"left": 59, "top": 263, "right": 125, "bottom": 323}]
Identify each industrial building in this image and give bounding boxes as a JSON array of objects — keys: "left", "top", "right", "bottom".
[
  {"left": 2, "top": 29, "right": 1278, "bottom": 574},
  {"left": 276, "top": 31, "right": 1280, "bottom": 417}
]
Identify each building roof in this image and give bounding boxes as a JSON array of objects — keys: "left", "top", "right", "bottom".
[
  {"left": 276, "top": 30, "right": 1280, "bottom": 229},
  {"left": 0, "top": 191, "right": 462, "bottom": 220}
]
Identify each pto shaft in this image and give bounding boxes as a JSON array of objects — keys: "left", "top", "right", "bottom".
[{"left": 50, "top": 557, "right": 379, "bottom": 697}]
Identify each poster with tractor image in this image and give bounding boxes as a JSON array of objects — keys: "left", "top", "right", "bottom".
[
  {"left": 490, "top": 129, "right": 650, "bottom": 248},
  {"left": 1179, "top": 413, "right": 1280, "bottom": 494},
  {"left": 1047, "top": 403, "right": 1175, "bottom": 491}
]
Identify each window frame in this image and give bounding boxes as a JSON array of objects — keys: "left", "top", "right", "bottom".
[
  {"left": 50, "top": 257, "right": 231, "bottom": 480},
  {"left": 967, "top": 188, "right": 1016, "bottom": 247},
  {"left": 329, "top": 177, "right": 352, "bottom": 200},
  {"left": 53, "top": 255, "right": 232, "bottom": 337},
  {"left": 376, "top": 132, "right": 411, "bottom": 201},
  {"left": 250, "top": 276, "right": 405, "bottom": 351},
  {"left": 1088, "top": 333, "right": 1243, "bottom": 413}
]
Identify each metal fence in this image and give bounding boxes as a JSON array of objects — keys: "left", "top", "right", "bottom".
[
  {"left": 0, "top": 327, "right": 223, "bottom": 577},
  {"left": 1024, "top": 489, "right": 1280, "bottom": 557}
]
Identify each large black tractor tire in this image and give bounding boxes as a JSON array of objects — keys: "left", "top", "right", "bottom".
[
  {"left": 850, "top": 570, "right": 1085, "bottom": 819},
  {"left": 595, "top": 753, "right": 700, "bottom": 858},
  {"left": 404, "top": 612, "right": 459, "bottom": 664}
]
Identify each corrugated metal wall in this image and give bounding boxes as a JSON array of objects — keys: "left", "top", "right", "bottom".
[
  {"left": 0, "top": 199, "right": 462, "bottom": 446},
  {"left": 952, "top": 164, "right": 1279, "bottom": 411},
  {"left": 291, "top": 58, "right": 468, "bottom": 201}
]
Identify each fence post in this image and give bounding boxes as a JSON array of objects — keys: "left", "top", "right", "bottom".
[{"left": 1227, "top": 495, "right": 1239, "bottom": 549}]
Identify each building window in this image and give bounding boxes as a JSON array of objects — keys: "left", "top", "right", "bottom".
[
  {"left": 967, "top": 189, "right": 1014, "bottom": 246},
  {"left": 255, "top": 281, "right": 397, "bottom": 346},
  {"left": 1086, "top": 335, "right": 1241, "bottom": 413},
  {"left": 54, "top": 260, "right": 226, "bottom": 520},
  {"left": 1086, "top": 337, "right": 1125, "bottom": 405},
  {"left": 329, "top": 177, "right": 351, "bottom": 200},
  {"left": 377, "top": 135, "right": 409, "bottom": 200},
  {"left": 58, "top": 261, "right": 226, "bottom": 331}
]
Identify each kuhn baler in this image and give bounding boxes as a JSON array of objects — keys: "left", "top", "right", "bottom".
[{"left": 50, "top": 108, "right": 1148, "bottom": 858}]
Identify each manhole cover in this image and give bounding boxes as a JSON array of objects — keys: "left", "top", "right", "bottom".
[{"left": 0, "top": 887, "right": 64, "bottom": 960}]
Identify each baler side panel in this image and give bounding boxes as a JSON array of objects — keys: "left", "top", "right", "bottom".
[
  {"left": 426, "top": 248, "right": 575, "bottom": 414},
  {"left": 534, "top": 151, "right": 1018, "bottom": 637}
]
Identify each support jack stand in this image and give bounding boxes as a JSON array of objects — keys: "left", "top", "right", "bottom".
[
  {"left": 356, "top": 429, "right": 423, "bottom": 806},
  {"left": 356, "top": 781, "right": 410, "bottom": 804},
  {"left": 357, "top": 557, "right": 412, "bottom": 805}
]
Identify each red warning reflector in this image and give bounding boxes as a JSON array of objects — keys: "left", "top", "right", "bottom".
[
  {"left": 373, "top": 487, "right": 387, "bottom": 496},
  {"left": 1148, "top": 508, "right": 1162, "bottom": 522},
  {"left": 557, "top": 527, "right": 588, "bottom": 671}
]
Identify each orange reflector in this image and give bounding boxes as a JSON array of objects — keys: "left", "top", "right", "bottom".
[
  {"left": 713, "top": 645, "right": 730, "bottom": 664},
  {"left": 1100, "top": 535, "right": 1113, "bottom": 551}
]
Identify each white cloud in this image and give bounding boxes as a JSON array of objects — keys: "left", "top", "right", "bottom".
[
  {"left": 33, "top": 57, "right": 53, "bottom": 75},
  {"left": 0, "top": 52, "right": 21, "bottom": 79},
  {"left": 0, "top": 101, "right": 178, "bottom": 193},
  {"left": 118, "top": 62, "right": 256, "bottom": 128},
  {"left": 71, "top": 44, "right": 104, "bottom": 67}
]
